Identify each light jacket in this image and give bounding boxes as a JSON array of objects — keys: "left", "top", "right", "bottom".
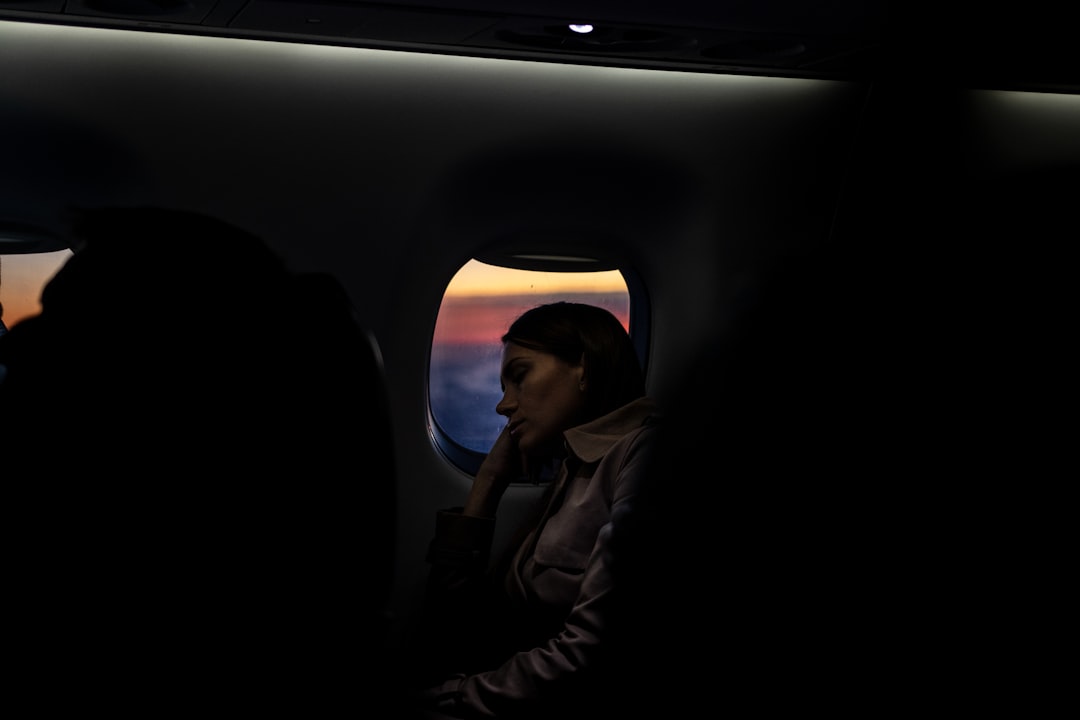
[{"left": 421, "top": 396, "right": 661, "bottom": 718}]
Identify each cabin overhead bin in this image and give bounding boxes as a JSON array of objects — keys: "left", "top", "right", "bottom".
[
  {"left": 0, "top": 1, "right": 887, "bottom": 77},
  {"left": 4, "top": 2, "right": 1080, "bottom": 90}
]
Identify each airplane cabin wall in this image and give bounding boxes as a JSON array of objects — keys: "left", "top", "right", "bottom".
[
  {"left": 379, "top": 77, "right": 873, "bottom": 650},
  {"left": 829, "top": 80, "right": 1080, "bottom": 460}
]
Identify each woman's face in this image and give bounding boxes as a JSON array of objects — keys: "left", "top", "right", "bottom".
[{"left": 496, "top": 341, "right": 587, "bottom": 457}]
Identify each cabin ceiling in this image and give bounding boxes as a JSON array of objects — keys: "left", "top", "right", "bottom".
[{"left": 1, "top": 1, "right": 1078, "bottom": 91}]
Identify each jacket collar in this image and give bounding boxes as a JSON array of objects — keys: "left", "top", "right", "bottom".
[{"left": 562, "top": 396, "right": 659, "bottom": 464}]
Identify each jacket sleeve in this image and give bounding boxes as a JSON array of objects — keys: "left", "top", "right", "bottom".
[{"left": 435, "top": 425, "right": 658, "bottom": 719}]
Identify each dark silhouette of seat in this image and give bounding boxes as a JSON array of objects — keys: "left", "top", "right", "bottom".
[{"left": 0, "top": 206, "right": 396, "bottom": 712}]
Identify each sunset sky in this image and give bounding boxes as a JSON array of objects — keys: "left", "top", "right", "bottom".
[
  {"left": 0, "top": 250, "right": 72, "bottom": 328},
  {"left": 434, "top": 260, "right": 630, "bottom": 344},
  {"left": 444, "top": 260, "right": 627, "bottom": 297}
]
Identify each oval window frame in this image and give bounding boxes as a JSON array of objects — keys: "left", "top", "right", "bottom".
[{"left": 427, "top": 249, "right": 650, "bottom": 477}]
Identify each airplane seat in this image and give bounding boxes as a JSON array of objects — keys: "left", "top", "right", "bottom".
[
  {"left": 260, "top": 268, "right": 400, "bottom": 710},
  {"left": 0, "top": 207, "right": 399, "bottom": 712},
  {"left": 603, "top": 246, "right": 894, "bottom": 715}
]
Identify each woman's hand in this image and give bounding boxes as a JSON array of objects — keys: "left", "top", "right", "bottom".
[{"left": 462, "top": 424, "right": 525, "bottom": 518}]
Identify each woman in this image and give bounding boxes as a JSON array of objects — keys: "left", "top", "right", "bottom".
[{"left": 412, "top": 301, "right": 661, "bottom": 719}]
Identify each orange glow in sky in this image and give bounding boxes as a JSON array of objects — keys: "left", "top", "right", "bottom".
[
  {"left": 444, "top": 260, "right": 628, "bottom": 297},
  {"left": 0, "top": 250, "right": 72, "bottom": 329}
]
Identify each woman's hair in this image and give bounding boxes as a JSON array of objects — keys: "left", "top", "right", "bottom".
[{"left": 502, "top": 301, "right": 645, "bottom": 419}]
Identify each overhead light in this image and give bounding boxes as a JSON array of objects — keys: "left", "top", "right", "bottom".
[{"left": 499, "top": 24, "right": 692, "bottom": 53}]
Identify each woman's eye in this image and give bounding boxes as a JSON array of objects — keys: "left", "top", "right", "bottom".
[{"left": 501, "top": 369, "right": 525, "bottom": 390}]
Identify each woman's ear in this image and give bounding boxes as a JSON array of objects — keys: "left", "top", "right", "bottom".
[{"left": 577, "top": 352, "right": 587, "bottom": 391}]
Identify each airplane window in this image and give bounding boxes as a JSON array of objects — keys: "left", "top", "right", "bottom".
[
  {"left": 429, "top": 258, "right": 635, "bottom": 475},
  {"left": 0, "top": 250, "right": 73, "bottom": 332}
]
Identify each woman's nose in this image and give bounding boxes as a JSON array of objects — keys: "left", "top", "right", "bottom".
[{"left": 496, "top": 393, "right": 513, "bottom": 417}]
